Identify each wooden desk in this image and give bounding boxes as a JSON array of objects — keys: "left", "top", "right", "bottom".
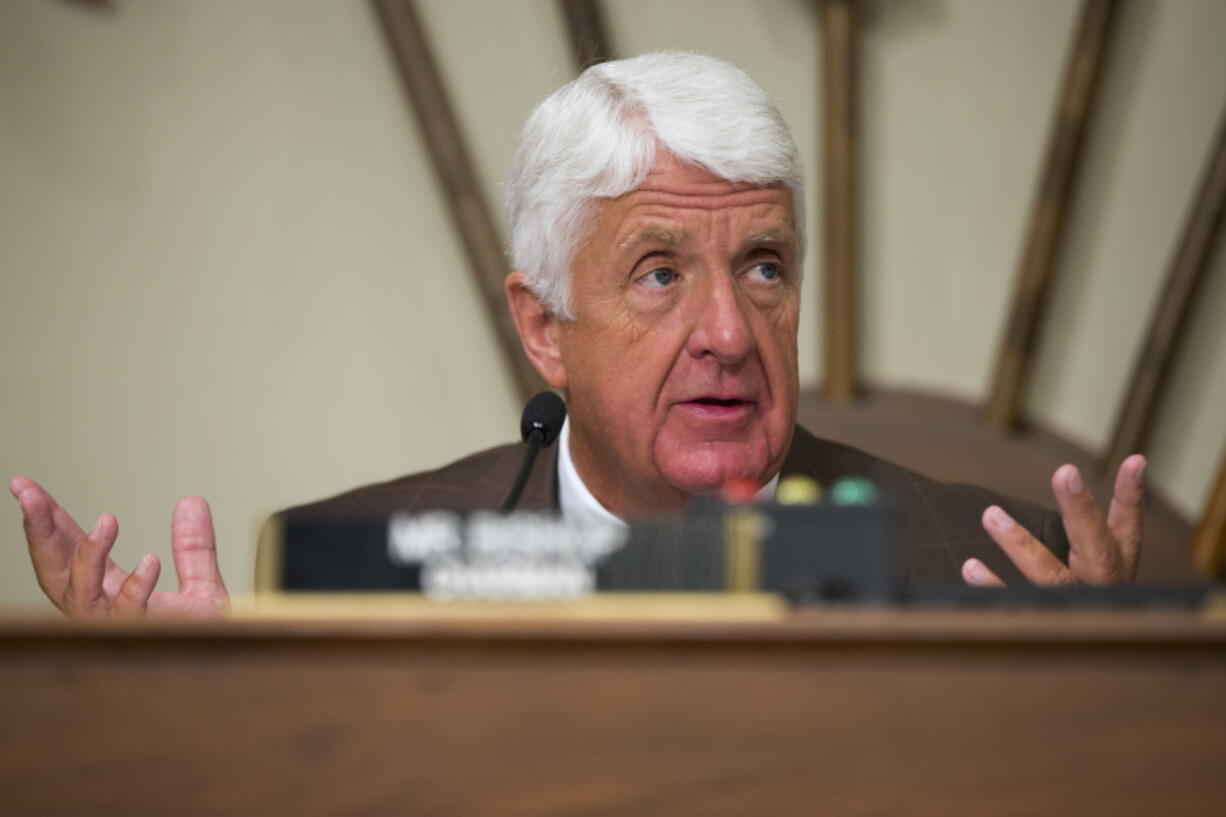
[{"left": 2, "top": 607, "right": 1225, "bottom": 816}]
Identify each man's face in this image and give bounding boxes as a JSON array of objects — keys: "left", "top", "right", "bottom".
[{"left": 551, "top": 152, "right": 800, "bottom": 517}]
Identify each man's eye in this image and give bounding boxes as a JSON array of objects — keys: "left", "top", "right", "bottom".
[
  {"left": 747, "top": 262, "right": 782, "bottom": 282},
  {"left": 640, "top": 267, "right": 678, "bottom": 288}
]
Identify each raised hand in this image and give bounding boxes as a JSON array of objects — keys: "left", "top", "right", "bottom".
[
  {"left": 10, "top": 477, "right": 229, "bottom": 618},
  {"left": 962, "top": 454, "right": 1146, "bottom": 587}
]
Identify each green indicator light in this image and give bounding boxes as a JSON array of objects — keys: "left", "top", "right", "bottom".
[{"left": 830, "top": 477, "right": 876, "bottom": 506}]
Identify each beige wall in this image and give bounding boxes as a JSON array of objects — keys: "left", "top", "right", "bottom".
[{"left": 1, "top": 0, "right": 1223, "bottom": 608}]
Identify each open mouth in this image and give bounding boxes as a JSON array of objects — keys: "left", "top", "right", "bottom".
[
  {"left": 691, "top": 397, "right": 748, "bottom": 407},
  {"left": 679, "top": 397, "right": 755, "bottom": 421}
]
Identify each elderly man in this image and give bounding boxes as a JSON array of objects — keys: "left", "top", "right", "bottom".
[{"left": 10, "top": 52, "right": 1144, "bottom": 618}]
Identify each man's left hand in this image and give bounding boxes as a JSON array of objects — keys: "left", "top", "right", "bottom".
[{"left": 962, "top": 454, "right": 1146, "bottom": 586}]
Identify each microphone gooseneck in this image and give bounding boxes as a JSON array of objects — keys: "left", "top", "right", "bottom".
[{"left": 499, "top": 391, "right": 567, "bottom": 513}]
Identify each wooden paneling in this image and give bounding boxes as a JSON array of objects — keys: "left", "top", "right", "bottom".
[
  {"left": 984, "top": 0, "right": 1119, "bottom": 430},
  {"left": 559, "top": 0, "right": 612, "bottom": 71},
  {"left": 1193, "top": 451, "right": 1226, "bottom": 579},
  {"left": 796, "top": 386, "right": 1197, "bottom": 582},
  {"left": 1105, "top": 111, "right": 1226, "bottom": 472},
  {"left": 820, "top": 0, "right": 859, "bottom": 402},
  {"left": 371, "top": 0, "right": 546, "bottom": 403}
]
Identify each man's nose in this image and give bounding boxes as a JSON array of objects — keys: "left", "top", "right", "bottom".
[{"left": 685, "top": 272, "right": 755, "bottom": 364}]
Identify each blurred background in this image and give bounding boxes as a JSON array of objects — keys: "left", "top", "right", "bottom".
[{"left": 1, "top": 0, "right": 1224, "bottom": 607}]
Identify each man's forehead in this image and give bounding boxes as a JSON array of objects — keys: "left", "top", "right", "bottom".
[
  {"left": 606, "top": 190, "right": 796, "bottom": 252},
  {"left": 584, "top": 152, "right": 797, "bottom": 254},
  {"left": 614, "top": 221, "right": 793, "bottom": 253}
]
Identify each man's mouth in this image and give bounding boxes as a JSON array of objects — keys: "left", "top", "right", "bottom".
[
  {"left": 678, "top": 396, "right": 756, "bottom": 421},
  {"left": 691, "top": 397, "right": 747, "bottom": 407}
]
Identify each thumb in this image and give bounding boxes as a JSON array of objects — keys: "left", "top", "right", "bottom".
[{"left": 170, "top": 495, "right": 226, "bottom": 596}]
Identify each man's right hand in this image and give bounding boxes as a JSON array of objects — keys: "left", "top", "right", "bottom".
[{"left": 10, "top": 477, "right": 228, "bottom": 619}]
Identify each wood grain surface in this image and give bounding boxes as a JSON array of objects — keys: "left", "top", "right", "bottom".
[{"left": 2, "top": 610, "right": 1224, "bottom": 816}]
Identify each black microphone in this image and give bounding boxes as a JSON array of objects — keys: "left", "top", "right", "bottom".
[{"left": 499, "top": 391, "right": 567, "bottom": 513}]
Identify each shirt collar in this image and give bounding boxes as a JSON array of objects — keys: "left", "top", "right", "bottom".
[{"left": 556, "top": 417, "right": 779, "bottom": 525}]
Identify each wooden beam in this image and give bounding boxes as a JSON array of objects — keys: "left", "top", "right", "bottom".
[
  {"left": 1192, "top": 448, "right": 1226, "bottom": 579},
  {"left": 371, "top": 0, "right": 546, "bottom": 403},
  {"left": 1104, "top": 110, "right": 1226, "bottom": 472},
  {"left": 820, "top": 0, "right": 859, "bottom": 403},
  {"left": 558, "top": 0, "right": 612, "bottom": 71},
  {"left": 984, "top": 0, "right": 1118, "bottom": 430}
]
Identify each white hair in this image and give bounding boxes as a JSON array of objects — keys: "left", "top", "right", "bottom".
[{"left": 505, "top": 51, "right": 806, "bottom": 318}]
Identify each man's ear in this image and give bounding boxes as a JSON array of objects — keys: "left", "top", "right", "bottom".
[{"left": 505, "top": 272, "right": 568, "bottom": 389}]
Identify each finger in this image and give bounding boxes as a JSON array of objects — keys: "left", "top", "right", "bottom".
[
  {"left": 65, "top": 514, "right": 119, "bottom": 617},
  {"left": 170, "top": 496, "right": 226, "bottom": 596},
  {"left": 981, "top": 505, "right": 1075, "bottom": 586},
  {"left": 11, "top": 477, "right": 84, "bottom": 577},
  {"left": 962, "top": 558, "right": 1005, "bottom": 587},
  {"left": 1050, "top": 465, "right": 1120, "bottom": 583},
  {"left": 1106, "top": 454, "right": 1145, "bottom": 576},
  {"left": 111, "top": 554, "right": 161, "bottom": 618},
  {"left": 11, "top": 477, "right": 130, "bottom": 601}
]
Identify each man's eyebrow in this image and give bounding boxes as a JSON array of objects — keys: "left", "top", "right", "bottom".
[
  {"left": 617, "top": 225, "right": 683, "bottom": 250},
  {"left": 747, "top": 230, "right": 792, "bottom": 245}
]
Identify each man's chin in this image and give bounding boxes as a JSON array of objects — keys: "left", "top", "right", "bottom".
[{"left": 655, "top": 441, "right": 770, "bottom": 496}]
